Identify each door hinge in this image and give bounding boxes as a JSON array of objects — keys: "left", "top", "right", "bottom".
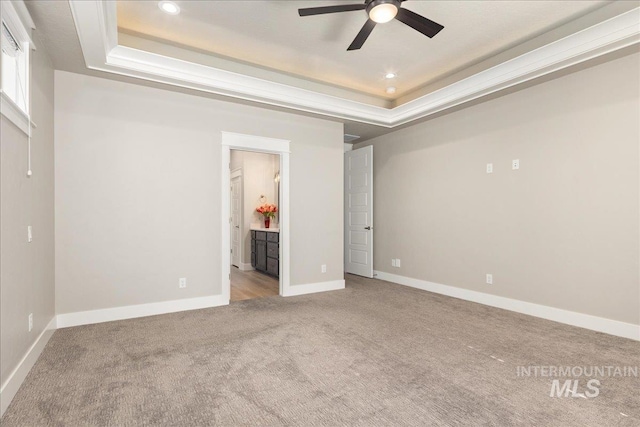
[{"left": 229, "top": 217, "right": 232, "bottom": 223}]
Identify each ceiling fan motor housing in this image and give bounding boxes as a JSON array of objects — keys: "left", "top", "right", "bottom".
[
  {"left": 366, "top": 0, "right": 401, "bottom": 13},
  {"left": 366, "top": 0, "right": 402, "bottom": 22}
]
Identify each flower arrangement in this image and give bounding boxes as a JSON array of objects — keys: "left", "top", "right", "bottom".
[{"left": 256, "top": 203, "right": 277, "bottom": 219}]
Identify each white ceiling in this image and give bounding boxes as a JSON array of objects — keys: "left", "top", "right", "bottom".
[{"left": 116, "top": 0, "right": 608, "bottom": 100}]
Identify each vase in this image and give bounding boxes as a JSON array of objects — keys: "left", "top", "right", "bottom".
[{"left": 264, "top": 218, "right": 270, "bottom": 229}]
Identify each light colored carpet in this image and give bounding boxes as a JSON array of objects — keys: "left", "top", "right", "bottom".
[{"left": 2, "top": 274, "right": 639, "bottom": 426}]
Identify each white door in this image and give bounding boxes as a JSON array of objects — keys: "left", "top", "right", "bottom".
[
  {"left": 231, "top": 175, "right": 242, "bottom": 268},
  {"left": 344, "top": 146, "right": 373, "bottom": 277}
]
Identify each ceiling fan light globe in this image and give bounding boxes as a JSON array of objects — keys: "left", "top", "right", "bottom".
[{"left": 369, "top": 3, "right": 398, "bottom": 24}]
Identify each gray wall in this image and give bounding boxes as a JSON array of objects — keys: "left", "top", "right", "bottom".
[
  {"left": 54, "top": 71, "right": 344, "bottom": 315},
  {"left": 0, "top": 38, "right": 55, "bottom": 385},
  {"left": 356, "top": 52, "right": 640, "bottom": 326}
]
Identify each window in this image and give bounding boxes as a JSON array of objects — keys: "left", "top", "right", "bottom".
[
  {"left": 1, "top": 0, "right": 33, "bottom": 134},
  {"left": 1, "top": 21, "right": 28, "bottom": 114}
]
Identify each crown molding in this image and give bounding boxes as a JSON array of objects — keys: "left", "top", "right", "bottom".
[
  {"left": 11, "top": 0, "right": 36, "bottom": 30},
  {"left": 69, "top": 1, "right": 639, "bottom": 128},
  {"left": 390, "top": 8, "right": 640, "bottom": 127}
]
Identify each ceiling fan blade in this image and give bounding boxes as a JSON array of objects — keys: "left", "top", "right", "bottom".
[
  {"left": 395, "top": 8, "right": 444, "bottom": 38},
  {"left": 299, "top": 4, "right": 366, "bottom": 17},
  {"left": 347, "top": 19, "right": 376, "bottom": 51}
]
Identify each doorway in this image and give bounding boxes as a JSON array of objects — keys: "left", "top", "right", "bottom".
[
  {"left": 220, "top": 132, "right": 291, "bottom": 302},
  {"left": 229, "top": 150, "right": 280, "bottom": 301}
]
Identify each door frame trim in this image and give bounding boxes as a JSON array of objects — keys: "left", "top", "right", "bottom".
[{"left": 221, "top": 132, "right": 290, "bottom": 300}]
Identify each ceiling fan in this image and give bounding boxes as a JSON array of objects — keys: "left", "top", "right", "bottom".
[{"left": 298, "top": 0, "right": 444, "bottom": 51}]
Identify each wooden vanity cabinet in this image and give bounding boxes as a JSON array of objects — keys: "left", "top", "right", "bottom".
[{"left": 251, "top": 230, "right": 279, "bottom": 277}]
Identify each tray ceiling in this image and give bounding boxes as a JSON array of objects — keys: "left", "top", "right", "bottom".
[
  {"left": 116, "top": 1, "right": 608, "bottom": 100},
  {"left": 22, "top": 0, "right": 640, "bottom": 138}
]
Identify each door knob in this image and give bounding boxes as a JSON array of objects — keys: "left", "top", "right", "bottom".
[
  {"left": 364, "top": 226, "right": 372, "bottom": 230},
  {"left": 235, "top": 225, "right": 239, "bottom": 228}
]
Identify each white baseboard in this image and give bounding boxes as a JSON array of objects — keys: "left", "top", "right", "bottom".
[
  {"left": 283, "top": 279, "right": 345, "bottom": 297},
  {"left": 1, "top": 317, "right": 57, "bottom": 417},
  {"left": 238, "top": 263, "right": 254, "bottom": 272},
  {"left": 56, "top": 294, "right": 229, "bottom": 329},
  {"left": 374, "top": 270, "right": 639, "bottom": 341}
]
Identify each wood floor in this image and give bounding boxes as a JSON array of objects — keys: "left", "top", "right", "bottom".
[{"left": 230, "top": 266, "right": 279, "bottom": 302}]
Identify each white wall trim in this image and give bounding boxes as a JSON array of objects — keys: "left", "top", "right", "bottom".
[
  {"left": 56, "top": 295, "right": 229, "bottom": 329},
  {"left": 68, "top": 0, "right": 116, "bottom": 66},
  {"left": 0, "top": 317, "right": 56, "bottom": 417},
  {"left": 221, "top": 131, "right": 291, "bottom": 153},
  {"left": 238, "top": 262, "right": 255, "bottom": 272},
  {"left": 374, "top": 270, "right": 640, "bottom": 341},
  {"left": 221, "top": 132, "right": 291, "bottom": 299},
  {"left": 0, "top": 90, "right": 32, "bottom": 135},
  {"left": 282, "top": 279, "right": 345, "bottom": 297},
  {"left": 68, "top": 2, "right": 640, "bottom": 128},
  {"left": 12, "top": 0, "right": 36, "bottom": 31}
]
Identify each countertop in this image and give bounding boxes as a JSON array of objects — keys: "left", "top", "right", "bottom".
[{"left": 250, "top": 226, "right": 280, "bottom": 233}]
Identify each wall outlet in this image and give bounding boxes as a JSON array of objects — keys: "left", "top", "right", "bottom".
[
  {"left": 27, "top": 225, "right": 32, "bottom": 243},
  {"left": 321, "top": 264, "right": 327, "bottom": 273},
  {"left": 512, "top": 159, "right": 520, "bottom": 170},
  {"left": 391, "top": 259, "right": 396, "bottom": 267},
  {"left": 28, "top": 313, "right": 33, "bottom": 332},
  {"left": 179, "top": 278, "right": 187, "bottom": 288},
  {"left": 486, "top": 274, "right": 493, "bottom": 285},
  {"left": 396, "top": 259, "right": 401, "bottom": 268},
  {"left": 486, "top": 163, "right": 493, "bottom": 174}
]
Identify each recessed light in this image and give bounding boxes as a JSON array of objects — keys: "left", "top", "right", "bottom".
[
  {"left": 385, "top": 73, "right": 397, "bottom": 79},
  {"left": 159, "top": 1, "right": 180, "bottom": 15},
  {"left": 386, "top": 87, "right": 397, "bottom": 94}
]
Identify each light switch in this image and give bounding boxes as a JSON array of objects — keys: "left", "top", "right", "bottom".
[
  {"left": 486, "top": 163, "right": 493, "bottom": 174},
  {"left": 27, "top": 226, "right": 32, "bottom": 243}
]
